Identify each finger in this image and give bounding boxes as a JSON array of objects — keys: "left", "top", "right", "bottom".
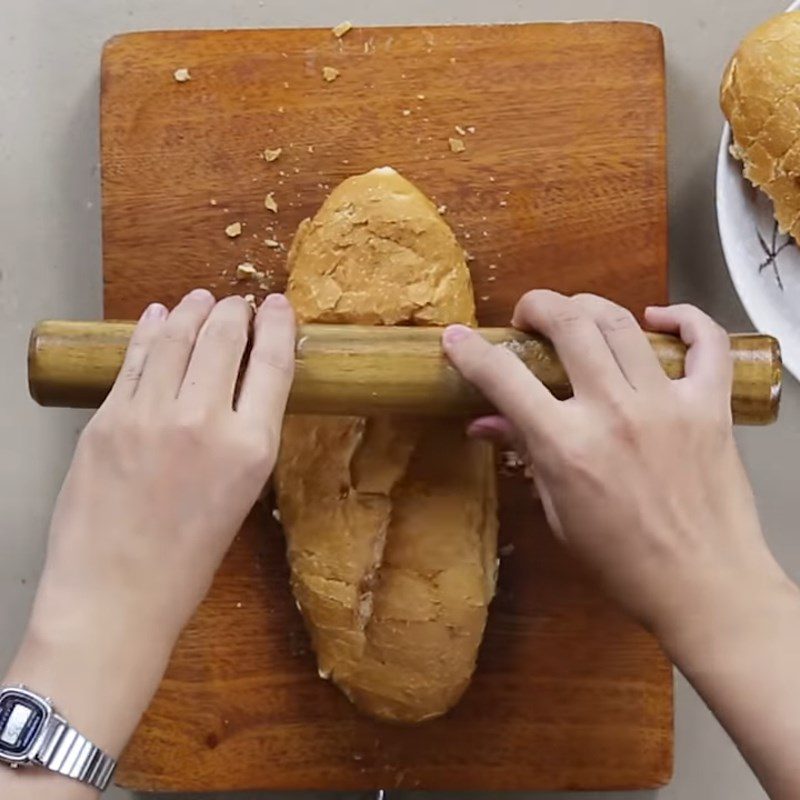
[
  {"left": 135, "top": 288, "right": 216, "bottom": 405},
  {"left": 467, "top": 414, "right": 518, "bottom": 444},
  {"left": 178, "top": 295, "right": 252, "bottom": 411},
  {"left": 237, "top": 294, "right": 296, "bottom": 436},
  {"left": 644, "top": 305, "right": 733, "bottom": 397},
  {"left": 442, "top": 324, "right": 560, "bottom": 446},
  {"left": 511, "top": 290, "right": 628, "bottom": 399},
  {"left": 572, "top": 293, "right": 668, "bottom": 390},
  {"left": 105, "top": 302, "right": 168, "bottom": 404}
]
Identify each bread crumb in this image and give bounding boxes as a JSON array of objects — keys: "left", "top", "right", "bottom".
[
  {"left": 307, "top": 144, "right": 315, "bottom": 153},
  {"left": 243, "top": 294, "right": 257, "bottom": 312},
  {"left": 489, "top": 175, "right": 496, "bottom": 182},
  {"left": 464, "top": 251, "right": 474, "bottom": 261},
  {"left": 225, "top": 222, "right": 243, "bottom": 238},
  {"left": 332, "top": 20, "right": 353, "bottom": 38},
  {"left": 417, "top": 93, "right": 426, "bottom": 100},
  {"left": 235, "top": 601, "right": 243, "bottom": 609},
  {"left": 501, "top": 450, "right": 525, "bottom": 471},
  {"left": 437, "top": 204, "right": 447, "bottom": 215},
  {"left": 264, "top": 192, "right": 279, "bottom": 213},
  {"left": 173, "top": 68, "right": 191, "bottom": 83},
  {"left": 236, "top": 262, "right": 258, "bottom": 279},
  {"left": 499, "top": 200, "right": 508, "bottom": 207},
  {"left": 448, "top": 137, "right": 466, "bottom": 154},
  {"left": 466, "top": 125, "right": 476, "bottom": 134},
  {"left": 322, "top": 66, "right": 340, "bottom": 82},
  {"left": 263, "top": 147, "right": 282, "bottom": 162},
  {"left": 449, "top": 56, "right": 457, "bottom": 64},
  {"left": 272, "top": 507, "right": 282, "bottom": 522},
  {"left": 209, "top": 198, "right": 218, "bottom": 206},
  {"left": 265, "top": 238, "right": 280, "bottom": 248},
  {"left": 488, "top": 275, "right": 496, "bottom": 282},
  {"left": 402, "top": 109, "right": 411, "bottom": 117},
  {"left": 480, "top": 295, "right": 490, "bottom": 301},
  {"left": 454, "top": 124, "right": 467, "bottom": 136},
  {"left": 489, "top": 263, "right": 497, "bottom": 270},
  {"left": 283, "top": 81, "right": 290, "bottom": 89}
]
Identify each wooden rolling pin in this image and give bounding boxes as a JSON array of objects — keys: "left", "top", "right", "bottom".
[{"left": 28, "top": 321, "right": 782, "bottom": 425}]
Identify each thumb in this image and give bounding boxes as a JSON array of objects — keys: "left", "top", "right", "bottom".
[{"left": 442, "top": 325, "right": 559, "bottom": 444}]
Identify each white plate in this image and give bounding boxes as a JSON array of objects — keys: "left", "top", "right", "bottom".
[{"left": 716, "top": 0, "right": 800, "bottom": 380}]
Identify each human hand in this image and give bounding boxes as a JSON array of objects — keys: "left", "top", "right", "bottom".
[
  {"left": 442, "top": 290, "right": 786, "bottom": 640},
  {"left": 6, "top": 288, "right": 295, "bottom": 758}
]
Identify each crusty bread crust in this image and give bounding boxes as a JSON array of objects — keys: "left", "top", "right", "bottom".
[
  {"left": 275, "top": 168, "right": 498, "bottom": 723},
  {"left": 721, "top": 12, "right": 800, "bottom": 241}
]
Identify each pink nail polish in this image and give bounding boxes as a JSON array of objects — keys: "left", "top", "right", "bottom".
[
  {"left": 264, "top": 293, "right": 289, "bottom": 309},
  {"left": 442, "top": 324, "right": 472, "bottom": 346}
]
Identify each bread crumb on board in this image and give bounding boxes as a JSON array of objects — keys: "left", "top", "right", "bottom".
[
  {"left": 402, "top": 109, "right": 411, "bottom": 117},
  {"left": 500, "top": 450, "right": 525, "bottom": 472},
  {"left": 209, "top": 198, "right": 218, "bottom": 206},
  {"left": 236, "top": 262, "right": 263, "bottom": 280},
  {"left": 322, "top": 66, "right": 341, "bottom": 82},
  {"left": 263, "top": 147, "right": 282, "bottom": 162},
  {"left": 332, "top": 20, "right": 353, "bottom": 38},
  {"left": 173, "top": 68, "right": 191, "bottom": 83},
  {"left": 448, "top": 137, "right": 466, "bottom": 154},
  {"left": 272, "top": 507, "right": 282, "bottom": 523},
  {"left": 264, "top": 192, "right": 279, "bottom": 213},
  {"left": 265, "top": 238, "right": 281, "bottom": 248},
  {"left": 225, "top": 222, "right": 243, "bottom": 238},
  {"left": 454, "top": 124, "right": 467, "bottom": 136},
  {"left": 437, "top": 204, "right": 447, "bottom": 215}
]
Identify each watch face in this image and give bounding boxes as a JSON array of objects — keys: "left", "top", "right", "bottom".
[{"left": 0, "top": 693, "right": 46, "bottom": 756}]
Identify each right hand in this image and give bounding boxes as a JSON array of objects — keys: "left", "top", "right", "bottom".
[{"left": 442, "top": 290, "right": 786, "bottom": 640}]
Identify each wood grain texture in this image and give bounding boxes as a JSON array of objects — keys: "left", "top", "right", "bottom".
[
  {"left": 101, "top": 22, "right": 672, "bottom": 791},
  {"left": 29, "top": 321, "right": 782, "bottom": 424}
]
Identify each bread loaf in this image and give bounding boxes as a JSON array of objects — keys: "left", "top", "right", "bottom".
[
  {"left": 275, "top": 167, "right": 498, "bottom": 723},
  {"left": 721, "top": 11, "right": 800, "bottom": 241}
]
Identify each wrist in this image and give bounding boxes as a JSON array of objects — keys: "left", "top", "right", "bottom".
[
  {"left": 4, "top": 602, "right": 176, "bottom": 757},
  {"left": 654, "top": 556, "right": 800, "bottom": 669}
]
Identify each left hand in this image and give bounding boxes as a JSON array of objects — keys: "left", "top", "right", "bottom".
[{"left": 4, "top": 289, "right": 295, "bottom": 761}]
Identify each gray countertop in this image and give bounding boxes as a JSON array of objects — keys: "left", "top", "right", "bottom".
[{"left": 1, "top": 1, "right": 796, "bottom": 799}]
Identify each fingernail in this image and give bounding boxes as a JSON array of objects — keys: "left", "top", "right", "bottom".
[
  {"left": 467, "top": 419, "right": 493, "bottom": 436},
  {"left": 187, "top": 288, "right": 214, "bottom": 302},
  {"left": 143, "top": 302, "right": 167, "bottom": 320},
  {"left": 263, "top": 293, "right": 289, "bottom": 309},
  {"left": 442, "top": 324, "right": 473, "bottom": 347}
]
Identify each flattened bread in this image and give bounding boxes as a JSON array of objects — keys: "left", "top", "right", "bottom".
[{"left": 275, "top": 167, "right": 498, "bottom": 723}]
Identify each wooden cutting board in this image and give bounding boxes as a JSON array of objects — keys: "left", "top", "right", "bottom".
[{"left": 101, "top": 22, "right": 671, "bottom": 792}]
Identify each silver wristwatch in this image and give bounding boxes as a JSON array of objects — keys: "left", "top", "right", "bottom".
[{"left": 0, "top": 685, "right": 116, "bottom": 791}]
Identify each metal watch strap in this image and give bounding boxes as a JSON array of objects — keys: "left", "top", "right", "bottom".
[{"left": 35, "top": 714, "right": 116, "bottom": 791}]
